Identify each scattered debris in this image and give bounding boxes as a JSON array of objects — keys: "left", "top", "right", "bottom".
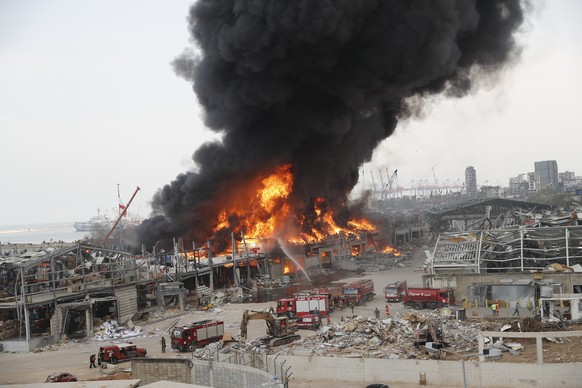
[{"left": 93, "top": 319, "right": 143, "bottom": 341}]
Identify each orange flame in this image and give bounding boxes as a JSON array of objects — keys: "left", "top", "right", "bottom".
[
  {"left": 210, "top": 164, "right": 377, "bottom": 245},
  {"left": 382, "top": 245, "right": 401, "bottom": 256}
]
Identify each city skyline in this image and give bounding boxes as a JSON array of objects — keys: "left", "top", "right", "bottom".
[{"left": 358, "top": 159, "right": 577, "bottom": 195}]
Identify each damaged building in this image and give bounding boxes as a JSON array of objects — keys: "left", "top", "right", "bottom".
[
  {"left": 422, "top": 198, "right": 582, "bottom": 317},
  {"left": 0, "top": 245, "right": 152, "bottom": 351},
  {"left": 0, "top": 231, "right": 384, "bottom": 351}
]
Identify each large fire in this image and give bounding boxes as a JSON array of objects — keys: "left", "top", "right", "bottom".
[{"left": 210, "top": 164, "right": 375, "bottom": 246}]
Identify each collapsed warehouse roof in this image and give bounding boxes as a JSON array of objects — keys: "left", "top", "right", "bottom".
[
  {"left": 427, "top": 201, "right": 582, "bottom": 273},
  {"left": 422, "top": 197, "right": 556, "bottom": 232}
]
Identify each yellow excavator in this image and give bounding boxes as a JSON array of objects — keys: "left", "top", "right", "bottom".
[{"left": 240, "top": 310, "right": 300, "bottom": 346}]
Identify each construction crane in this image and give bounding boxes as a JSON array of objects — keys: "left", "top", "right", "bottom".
[
  {"left": 369, "top": 170, "right": 377, "bottom": 193},
  {"left": 387, "top": 169, "right": 398, "bottom": 190},
  {"left": 102, "top": 186, "right": 140, "bottom": 245},
  {"left": 378, "top": 169, "right": 385, "bottom": 190}
]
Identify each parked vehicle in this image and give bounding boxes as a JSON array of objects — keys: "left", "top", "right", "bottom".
[
  {"left": 296, "top": 284, "right": 345, "bottom": 311},
  {"left": 343, "top": 279, "right": 375, "bottom": 306},
  {"left": 98, "top": 343, "right": 147, "bottom": 364},
  {"left": 45, "top": 372, "right": 77, "bottom": 383},
  {"left": 296, "top": 313, "right": 321, "bottom": 330},
  {"left": 171, "top": 319, "right": 224, "bottom": 352},
  {"left": 402, "top": 287, "right": 455, "bottom": 310},
  {"left": 384, "top": 280, "right": 407, "bottom": 303},
  {"left": 277, "top": 295, "right": 329, "bottom": 317},
  {"left": 276, "top": 295, "right": 326, "bottom": 329}
]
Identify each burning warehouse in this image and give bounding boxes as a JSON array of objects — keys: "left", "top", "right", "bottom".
[
  {"left": 135, "top": 0, "right": 525, "bottom": 260},
  {"left": 1, "top": 1, "right": 537, "bottom": 370}
]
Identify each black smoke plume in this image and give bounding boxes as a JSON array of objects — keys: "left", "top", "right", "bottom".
[{"left": 137, "top": 0, "right": 526, "bottom": 250}]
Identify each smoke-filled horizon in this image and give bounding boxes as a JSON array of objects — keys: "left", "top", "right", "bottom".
[{"left": 137, "top": 0, "right": 526, "bottom": 250}]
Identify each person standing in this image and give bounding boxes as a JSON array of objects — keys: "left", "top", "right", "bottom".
[
  {"left": 89, "top": 354, "right": 96, "bottom": 368},
  {"left": 350, "top": 303, "right": 354, "bottom": 314},
  {"left": 385, "top": 304, "right": 390, "bottom": 317},
  {"left": 491, "top": 303, "right": 497, "bottom": 317},
  {"left": 374, "top": 307, "right": 380, "bottom": 319},
  {"left": 161, "top": 336, "right": 166, "bottom": 353}
]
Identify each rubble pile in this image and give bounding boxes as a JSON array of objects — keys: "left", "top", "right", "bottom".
[
  {"left": 332, "top": 252, "right": 410, "bottom": 273},
  {"left": 0, "top": 320, "right": 19, "bottom": 340},
  {"left": 192, "top": 341, "right": 221, "bottom": 360},
  {"left": 92, "top": 319, "right": 144, "bottom": 341},
  {"left": 233, "top": 310, "right": 507, "bottom": 360}
]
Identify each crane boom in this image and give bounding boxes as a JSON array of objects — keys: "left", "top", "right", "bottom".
[{"left": 102, "top": 186, "right": 140, "bottom": 245}]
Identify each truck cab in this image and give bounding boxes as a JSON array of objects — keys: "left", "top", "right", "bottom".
[
  {"left": 98, "top": 344, "right": 146, "bottom": 364},
  {"left": 384, "top": 280, "right": 407, "bottom": 303},
  {"left": 171, "top": 319, "right": 224, "bottom": 352},
  {"left": 296, "top": 314, "right": 321, "bottom": 330}
]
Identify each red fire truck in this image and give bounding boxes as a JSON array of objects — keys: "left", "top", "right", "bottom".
[
  {"left": 343, "top": 279, "right": 375, "bottom": 306},
  {"left": 98, "top": 343, "right": 147, "bottom": 364},
  {"left": 276, "top": 295, "right": 328, "bottom": 329},
  {"left": 295, "top": 285, "right": 344, "bottom": 311},
  {"left": 402, "top": 287, "right": 455, "bottom": 310},
  {"left": 384, "top": 280, "right": 407, "bottom": 303},
  {"left": 170, "top": 319, "right": 225, "bottom": 352}
]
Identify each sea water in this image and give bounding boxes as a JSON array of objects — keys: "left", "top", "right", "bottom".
[{"left": 0, "top": 222, "right": 90, "bottom": 244}]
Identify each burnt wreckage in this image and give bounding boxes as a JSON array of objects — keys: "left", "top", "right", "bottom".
[{"left": 423, "top": 197, "right": 582, "bottom": 272}]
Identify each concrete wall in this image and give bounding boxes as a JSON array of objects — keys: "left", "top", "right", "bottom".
[
  {"left": 1, "top": 333, "right": 59, "bottom": 352},
  {"left": 305, "top": 255, "right": 320, "bottom": 269},
  {"left": 427, "top": 272, "right": 582, "bottom": 302},
  {"left": 275, "top": 354, "right": 582, "bottom": 388},
  {"left": 132, "top": 358, "right": 282, "bottom": 388},
  {"left": 132, "top": 358, "right": 192, "bottom": 385}
]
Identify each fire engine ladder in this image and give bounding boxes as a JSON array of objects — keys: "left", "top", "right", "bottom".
[{"left": 165, "top": 317, "right": 181, "bottom": 335}]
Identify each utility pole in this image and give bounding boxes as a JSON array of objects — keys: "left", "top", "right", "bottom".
[
  {"left": 231, "top": 232, "right": 239, "bottom": 287},
  {"left": 207, "top": 241, "right": 213, "bottom": 292}
]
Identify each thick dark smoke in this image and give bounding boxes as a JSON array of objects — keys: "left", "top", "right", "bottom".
[{"left": 137, "top": 0, "right": 526, "bottom": 249}]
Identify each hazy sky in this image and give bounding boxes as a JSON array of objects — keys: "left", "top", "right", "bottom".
[{"left": 1, "top": 1, "right": 581, "bottom": 226}]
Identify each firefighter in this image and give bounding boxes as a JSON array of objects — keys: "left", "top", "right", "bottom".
[{"left": 385, "top": 304, "right": 390, "bottom": 317}]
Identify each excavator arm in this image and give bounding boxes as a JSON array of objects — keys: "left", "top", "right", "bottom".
[
  {"left": 240, "top": 310, "right": 299, "bottom": 346},
  {"left": 240, "top": 310, "right": 275, "bottom": 339}
]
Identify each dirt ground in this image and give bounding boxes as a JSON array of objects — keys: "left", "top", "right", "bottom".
[{"left": 0, "top": 246, "right": 580, "bottom": 387}]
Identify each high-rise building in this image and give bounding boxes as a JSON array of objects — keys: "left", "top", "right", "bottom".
[
  {"left": 534, "top": 160, "right": 559, "bottom": 190},
  {"left": 527, "top": 172, "right": 540, "bottom": 193},
  {"left": 509, "top": 174, "right": 527, "bottom": 198},
  {"left": 465, "top": 166, "right": 477, "bottom": 197},
  {"left": 560, "top": 171, "right": 578, "bottom": 192}
]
